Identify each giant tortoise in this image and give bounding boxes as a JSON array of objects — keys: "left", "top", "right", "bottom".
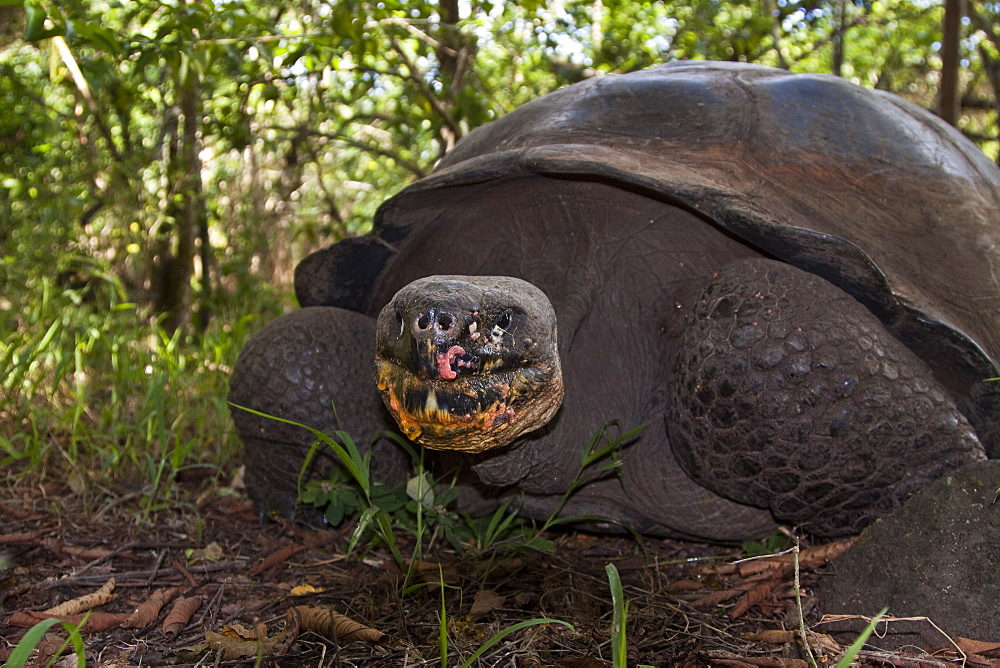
[{"left": 229, "top": 61, "right": 1000, "bottom": 543}]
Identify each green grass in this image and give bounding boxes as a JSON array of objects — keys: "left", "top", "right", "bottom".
[
  {"left": 0, "top": 267, "right": 283, "bottom": 499},
  {"left": 4, "top": 616, "right": 87, "bottom": 667},
  {"left": 835, "top": 608, "right": 887, "bottom": 668}
]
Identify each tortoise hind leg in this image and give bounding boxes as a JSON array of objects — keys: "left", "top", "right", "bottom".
[
  {"left": 228, "top": 306, "right": 406, "bottom": 517},
  {"left": 668, "top": 258, "right": 986, "bottom": 536}
]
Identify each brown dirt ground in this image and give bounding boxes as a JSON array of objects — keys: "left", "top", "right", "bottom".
[{"left": 0, "top": 467, "right": 984, "bottom": 667}]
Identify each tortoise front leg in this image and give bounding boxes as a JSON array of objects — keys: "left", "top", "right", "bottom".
[
  {"left": 668, "top": 258, "right": 986, "bottom": 536},
  {"left": 229, "top": 307, "right": 406, "bottom": 517}
]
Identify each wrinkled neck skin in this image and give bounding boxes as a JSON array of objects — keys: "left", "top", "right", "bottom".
[
  {"left": 370, "top": 177, "right": 776, "bottom": 540},
  {"left": 465, "top": 283, "right": 671, "bottom": 495}
]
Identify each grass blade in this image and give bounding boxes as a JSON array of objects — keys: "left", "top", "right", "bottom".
[
  {"left": 462, "top": 618, "right": 574, "bottom": 667},
  {"left": 606, "top": 563, "right": 627, "bottom": 668},
  {"left": 835, "top": 608, "right": 888, "bottom": 668}
]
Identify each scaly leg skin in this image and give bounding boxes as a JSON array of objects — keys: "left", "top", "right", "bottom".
[
  {"left": 228, "top": 306, "right": 407, "bottom": 518},
  {"left": 669, "top": 258, "right": 986, "bottom": 537}
]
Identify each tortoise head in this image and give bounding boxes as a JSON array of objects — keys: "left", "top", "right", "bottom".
[{"left": 374, "top": 275, "right": 563, "bottom": 453}]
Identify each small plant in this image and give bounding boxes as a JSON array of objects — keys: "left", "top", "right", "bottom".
[
  {"left": 229, "top": 406, "right": 410, "bottom": 567},
  {"left": 605, "top": 564, "right": 654, "bottom": 668},
  {"left": 835, "top": 608, "right": 887, "bottom": 667},
  {"left": 460, "top": 500, "right": 535, "bottom": 555},
  {"left": 606, "top": 563, "right": 628, "bottom": 668},
  {"left": 534, "top": 421, "right": 642, "bottom": 536},
  {"left": 4, "top": 616, "right": 87, "bottom": 667},
  {"left": 742, "top": 529, "right": 792, "bottom": 557},
  {"left": 300, "top": 466, "right": 368, "bottom": 526},
  {"left": 270, "top": 415, "right": 642, "bottom": 560}
]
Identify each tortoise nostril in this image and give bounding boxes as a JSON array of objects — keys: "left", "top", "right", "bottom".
[
  {"left": 437, "top": 314, "right": 453, "bottom": 330},
  {"left": 417, "top": 313, "right": 430, "bottom": 330}
]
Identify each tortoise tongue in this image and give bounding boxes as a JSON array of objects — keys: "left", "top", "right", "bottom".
[
  {"left": 412, "top": 337, "right": 481, "bottom": 380},
  {"left": 436, "top": 345, "right": 466, "bottom": 380}
]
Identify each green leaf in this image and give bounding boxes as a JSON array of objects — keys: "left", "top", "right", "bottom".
[
  {"left": 324, "top": 502, "right": 344, "bottom": 526},
  {"left": 69, "top": 20, "right": 121, "bottom": 54},
  {"left": 462, "top": 618, "right": 574, "bottom": 667},
  {"left": 835, "top": 608, "right": 888, "bottom": 667},
  {"left": 606, "top": 563, "right": 627, "bottom": 668},
  {"left": 23, "top": 2, "right": 46, "bottom": 41},
  {"left": 331, "top": 1, "right": 358, "bottom": 40}
]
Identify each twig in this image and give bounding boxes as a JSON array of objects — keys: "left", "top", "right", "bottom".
[
  {"left": 793, "top": 538, "right": 817, "bottom": 668},
  {"left": 388, "top": 35, "right": 463, "bottom": 141},
  {"left": 51, "top": 35, "right": 123, "bottom": 162},
  {"left": 41, "top": 561, "right": 249, "bottom": 588}
]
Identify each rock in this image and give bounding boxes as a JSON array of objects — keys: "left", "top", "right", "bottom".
[{"left": 819, "top": 460, "right": 1000, "bottom": 642}]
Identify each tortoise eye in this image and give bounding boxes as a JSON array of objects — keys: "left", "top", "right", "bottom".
[{"left": 497, "top": 310, "right": 512, "bottom": 331}]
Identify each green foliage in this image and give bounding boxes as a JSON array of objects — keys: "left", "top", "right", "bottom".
[
  {"left": 3, "top": 616, "right": 87, "bottom": 667},
  {"left": 0, "top": 256, "right": 266, "bottom": 492},
  {"left": 2, "top": 0, "right": 998, "bottom": 499},
  {"left": 605, "top": 563, "right": 655, "bottom": 668},
  {"left": 536, "top": 421, "right": 642, "bottom": 534},
  {"left": 836, "top": 608, "right": 888, "bottom": 667},
  {"left": 606, "top": 563, "right": 628, "bottom": 668},
  {"left": 742, "top": 529, "right": 793, "bottom": 557},
  {"left": 285, "top": 417, "right": 640, "bottom": 569}
]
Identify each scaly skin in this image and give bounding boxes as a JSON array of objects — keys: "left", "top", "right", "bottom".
[{"left": 668, "top": 258, "right": 986, "bottom": 536}]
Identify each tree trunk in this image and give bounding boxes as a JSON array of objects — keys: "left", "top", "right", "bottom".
[
  {"left": 436, "top": 0, "right": 462, "bottom": 153},
  {"left": 155, "top": 71, "right": 205, "bottom": 333},
  {"left": 763, "top": 0, "right": 788, "bottom": 69},
  {"left": 831, "top": 0, "right": 848, "bottom": 77},
  {"left": 967, "top": 6, "right": 1000, "bottom": 164},
  {"left": 938, "top": 0, "right": 964, "bottom": 126}
]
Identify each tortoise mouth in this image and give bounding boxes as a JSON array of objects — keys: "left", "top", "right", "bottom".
[{"left": 374, "top": 357, "right": 563, "bottom": 453}]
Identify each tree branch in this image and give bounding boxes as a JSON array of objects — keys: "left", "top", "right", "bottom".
[
  {"left": 389, "top": 35, "right": 463, "bottom": 144},
  {"left": 52, "top": 35, "right": 124, "bottom": 162},
  {"left": 264, "top": 125, "right": 429, "bottom": 179}
]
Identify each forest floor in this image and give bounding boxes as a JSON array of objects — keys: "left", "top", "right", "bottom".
[{"left": 0, "top": 465, "right": 990, "bottom": 667}]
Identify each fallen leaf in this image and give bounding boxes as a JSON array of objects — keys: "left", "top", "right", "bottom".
[
  {"left": 736, "top": 538, "right": 856, "bottom": 578},
  {"left": 666, "top": 579, "right": 705, "bottom": 593},
  {"left": 220, "top": 623, "right": 259, "bottom": 640},
  {"left": 469, "top": 589, "right": 506, "bottom": 619},
  {"left": 959, "top": 638, "right": 1000, "bottom": 658},
  {"left": 7, "top": 610, "right": 129, "bottom": 631},
  {"left": 296, "top": 605, "right": 387, "bottom": 644},
  {"left": 204, "top": 609, "right": 300, "bottom": 661},
  {"left": 290, "top": 583, "right": 324, "bottom": 596},
  {"left": 163, "top": 596, "right": 202, "bottom": 638},
  {"left": 731, "top": 581, "right": 773, "bottom": 619},
  {"left": 744, "top": 629, "right": 798, "bottom": 644},
  {"left": 44, "top": 577, "right": 116, "bottom": 616},
  {"left": 691, "top": 581, "right": 756, "bottom": 608},
  {"left": 251, "top": 544, "right": 307, "bottom": 577},
  {"left": 0, "top": 530, "right": 50, "bottom": 545},
  {"left": 189, "top": 541, "right": 224, "bottom": 562},
  {"left": 125, "top": 587, "right": 179, "bottom": 629}
]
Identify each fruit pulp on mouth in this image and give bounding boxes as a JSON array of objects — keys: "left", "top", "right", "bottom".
[{"left": 374, "top": 358, "right": 551, "bottom": 447}]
